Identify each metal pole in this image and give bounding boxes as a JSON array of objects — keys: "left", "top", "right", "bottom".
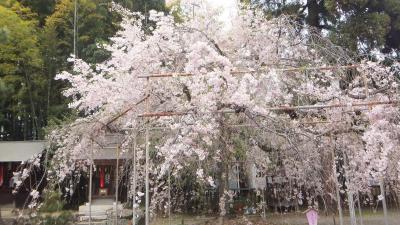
[
  {"left": 380, "top": 178, "right": 389, "bottom": 225},
  {"left": 132, "top": 136, "right": 137, "bottom": 225},
  {"left": 73, "top": 0, "right": 77, "bottom": 57},
  {"left": 115, "top": 145, "right": 120, "bottom": 225},
  {"left": 145, "top": 77, "right": 150, "bottom": 225},
  {"left": 168, "top": 167, "right": 171, "bottom": 225},
  {"left": 331, "top": 134, "right": 343, "bottom": 225},
  {"left": 89, "top": 140, "right": 93, "bottom": 225},
  {"left": 262, "top": 188, "right": 266, "bottom": 218},
  {"left": 236, "top": 163, "right": 240, "bottom": 193},
  {"left": 336, "top": 181, "right": 343, "bottom": 225},
  {"left": 348, "top": 191, "right": 357, "bottom": 225}
]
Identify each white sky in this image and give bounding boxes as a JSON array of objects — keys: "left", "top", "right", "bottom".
[
  {"left": 206, "top": 0, "right": 238, "bottom": 29},
  {"left": 166, "top": 0, "right": 238, "bottom": 27},
  {"left": 206, "top": 0, "right": 238, "bottom": 21}
]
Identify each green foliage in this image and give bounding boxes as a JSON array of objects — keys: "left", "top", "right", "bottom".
[
  {"left": 0, "top": 5, "right": 44, "bottom": 140},
  {"left": 32, "top": 188, "right": 74, "bottom": 225},
  {"left": 18, "top": 0, "right": 57, "bottom": 26},
  {"left": 0, "top": 6, "right": 41, "bottom": 73},
  {"left": 0, "top": 0, "right": 124, "bottom": 140},
  {"left": 0, "top": 0, "right": 39, "bottom": 21},
  {"left": 39, "top": 0, "right": 121, "bottom": 133},
  {"left": 166, "top": 0, "right": 184, "bottom": 23},
  {"left": 0, "top": 0, "right": 167, "bottom": 141},
  {"left": 330, "top": 12, "right": 391, "bottom": 53},
  {"left": 115, "top": 0, "right": 165, "bottom": 12},
  {"left": 39, "top": 189, "right": 65, "bottom": 212},
  {"left": 0, "top": 27, "right": 10, "bottom": 43},
  {"left": 42, "top": 0, "right": 118, "bottom": 63},
  {"left": 33, "top": 211, "right": 74, "bottom": 225}
]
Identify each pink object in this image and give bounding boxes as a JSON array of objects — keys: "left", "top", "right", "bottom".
[
  {"left": 0, "top": 164, "right": 3, "bottom": 186},
  {"left": 306, "top": 209, "right": 318, "bottom": 225}
]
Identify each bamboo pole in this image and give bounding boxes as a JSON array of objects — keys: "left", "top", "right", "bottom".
[
  {"left": 137, "top": 65, "right": 360, "bottom": 79},
  {"left": 137, "top": 100, "right": 399, "bottom": 118},
  {"left": 100, "top": 95, "right": 396, "bottom": 132}
]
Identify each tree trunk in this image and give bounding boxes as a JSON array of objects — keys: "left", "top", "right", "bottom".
[{"left": 306, "top": 0, "right": 320, "bottom": 28}]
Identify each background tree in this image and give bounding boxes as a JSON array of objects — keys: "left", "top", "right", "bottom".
[
  {"left": 115, "top": 0, "right": 165, "bottom": 12},
  {"left": 0, "top": 0, "right": 166, "bottom": 140},
  {"left": 18, "top": 0, "right": 57, "bottom": 26},
  {"left": 245, "top": 0, "right": 400, "bottom": 58},
  {"left": 41, "top": 0, "right": 120, "bottom": 126},
  {"left": 0, "top": 5, "right": 44, "bottom": 140}
]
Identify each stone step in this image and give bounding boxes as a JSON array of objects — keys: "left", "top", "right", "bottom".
[
  {"left": 76, "top": 220, "right": 107, "bottom": 225},
  {"left": 78, "top": 202, "right": 123, "bottom": 216},
  {"left": 78, "top": 214, "right": 108, "bottom": 222}
]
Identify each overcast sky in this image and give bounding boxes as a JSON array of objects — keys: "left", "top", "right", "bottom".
[
  {"left": 166, "top": 0, "right": 238, "bottom": 28},
  {"left": 206, "top": 0, "right": 238, "bottom": 28}
]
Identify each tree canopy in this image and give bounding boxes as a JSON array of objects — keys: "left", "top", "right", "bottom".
[
  {"left": 33, "top": 1, "right": 399, "bottom": 218},
  {"left": 0, "top": 0, "right": 166, "bottom": 140},
  {"left": 246, "top": 0, "right": 400, "bottom": 57},
  {"left": 0, "top": 5, "right": 43, "bottom": 140}
]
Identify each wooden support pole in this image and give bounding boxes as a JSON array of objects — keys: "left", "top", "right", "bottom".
[
  {"left": 137, "top": 100, "right": 399, "bottom": 118},
  {"left": 137, "top": 64, "right": 360, "bottom": 79}
]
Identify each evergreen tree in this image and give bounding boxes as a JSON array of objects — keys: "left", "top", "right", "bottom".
[{"left": 246, "top": 0, "right": 400, "bottom": 57}]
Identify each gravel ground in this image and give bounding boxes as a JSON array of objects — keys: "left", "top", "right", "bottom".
[
  {"left": 151, "top": 210, "right": 400, "bottom": 225},
  {"left": 257, "top": 211, "right": 400, "bottom": 225},
  {"left": 1, "top": 208, "right": 399, "bottom": 225}
]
